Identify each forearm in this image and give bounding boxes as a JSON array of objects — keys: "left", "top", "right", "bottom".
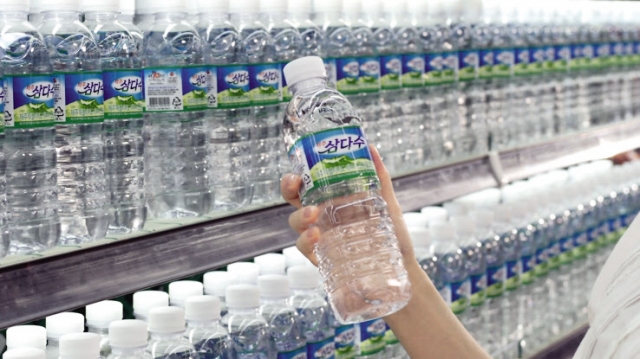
[{"left": 385, "top": 260, "right": 491, "bottom": 359}]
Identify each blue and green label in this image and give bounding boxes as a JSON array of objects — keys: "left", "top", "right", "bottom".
[
  {"left": 53, "top": 72, "right": 104, "bottom": 124},
  {"left": 0, "top": 77, "right": 4, "bottom": 132},
  {"left": 551, "top": 45, "right": 571, "bottom": 71},
  {"left": 335, "top": 324, "right": 356, "bottom": 359},
  {"left": 493, "top": 48, "right": 514, "bottom": 77},
  {"left": 336, "top": 58, "right": 360, "bottom": 94},
  {"left": 478, "top": 49, "right": 494, "bottom": 79},
  {"left": 384, "top": 324, "right": 398, "bottom": 346},
  {"left": 450, "top": 279, "right": 470, "bottom": 314},
  {"left": 308, "top": 336, "right": 335, "bottom": 359},
  {"left": 505, "top": 259, "right": 521, "bottom": 290},
  {"left": 358, "top": 56, "right": 380, "bottom": 92},
  {"left": 514, "top": 47, "right": 530, "bottom": 76},
  {"left": 358, "top": 319, "right": 387, "bottom": 356},
  {"left": 486, "top": 264, "right": 506, "bottom": 297},
  {"left": 5, "top": 75, "right": 55, "bottom": 128},
  {"left": 103, "top": 69, "right": 143, "bottom": 119},
  {"left": 535, "top": 247, "right": 549, "bottom": 276},
  {"left": 529, "top": 47, "right": 547, "bottom": 73},
  {"left": 458, "top": 50, "right": 478, "bottom": 81},
  {"left": 424, "top": 53, "right": 443, "bottom": 85},
  {"left": 144, "top": 66, "right": 208, "bottom": 112},
  {"left": 521, "top": 254, "right": 536, "bottom": 284},
  {"left": 216, "top": 65, "right": 250, "bottom": 108},
  {"left": 380, "top": 55, "right": 401, "bottom": 90},
  {"left": 441, "top": 52, "right": 458, "bottom": 83},
  {"left": 279, "top": 346, "right": 307, "bottom": 359},
  {"left": 470, "top": 272, "right": 487, "bottom": 306},
  {"left": 249, "top": 63, "right": 281, "bottom": 105},
  {"left": 401, "top": 54, "right": 424, "bottom": 87}
]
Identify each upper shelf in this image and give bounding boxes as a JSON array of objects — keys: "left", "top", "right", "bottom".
[{"left": 1, "top": 120, "right": 639, "bottom": 329}]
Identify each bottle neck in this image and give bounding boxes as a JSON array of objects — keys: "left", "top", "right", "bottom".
[
  {"left": 260, "top": 296, "right": 289, "bottom": 306},
  {"left": 42, "top": 11, "right": 81, "bottom": 21},
  {"left": 47, "top": 338, "right": 60, "bottom": 347},
  {"left": 119, "top": 14, "right": 134, "bottom": 24},
  {"left": 227, "top": 307, "right": 260, "bottom": 316},
  {"left": 290, "top": 78, "right": 328, "bottom": 96},
  {"left": 87, "top": 325, "right": 109, "bottom": 336},
  {"left": 155, "top": 12, "right": 187, "bottom": 22},
  {"left": 111, "top": 346, "right": 147, "bottom": 357},
  {"left": 186, "top": 319, "right": 220, "bottom": 328},
  {"left": 0, "top": 11, "right": 30, "bottom": 21},
  {"left": 84, "top": 11, "right": 118, "bottom": 22},
  {"left": 230, "top": 12, "right": 260, "bottom": 26},
  {"left": 313, "top": 11, "right": 342, "bottom": 26},
  {"left": 262, "top": 12, "right": 286, "bottom": 25},
  {"left": 287, "top": 11, "right": 311, "bottom": 24},
  {"left": 291, "top": 287, "right": 319, "bottom": 296},
  {"left": 150, "top": 331, "right": 184, "bottom": 340},
  {"left": 199, "top": 12, "right": 228, "bottom": 24}
]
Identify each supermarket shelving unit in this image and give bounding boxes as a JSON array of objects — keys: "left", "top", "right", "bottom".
[{"left": 1, "top": 119, "right": 638, "bottom": 352}]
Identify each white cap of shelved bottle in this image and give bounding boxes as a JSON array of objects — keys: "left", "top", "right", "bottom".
[
  {"left": 168, "top": 280, "right": 204, "bottom": 307},
  {"left": 59, "top": 333, "right": 101, "bottom": 359},
  {"left": 119, "top": 0, "right": 134, "bottom": 16},
  {"left": 40, "top": 0, "right": 79, "bottom": 12},
  {"left": 132, "top": 290, "right": 169, "bottom": 319},
  {"left": 148, "top": 307, "right": 186, "bottom": 334},
  {"left": 185, "top": 295, "right": 222, "bottom": 321},
  {"left": 254, "top": 253, "right": 286, "bottom": 275},
  {"left": 152, "top": 0, "right": 187, "bottom": 14},
  {"left": 408, "top": 227, "right": 431, "bottom": 249},
  {"left": 85, "top": 300, "right": 123, "bottom": 329},
  {"left": 135, "top": 0, "right": 154, "bottom": 14},
  {"left": 283, "top": 56, "right": 327, "bottom": 88},
  {"left": 108, "top": 320, "right": 148, "bottom": 348},
  {"left": 45, "top": 313, "right": 85, "bottom": 340},
  {"left": 81, "top": 0, "right": 119, "bottom": 12},
  {"left": 0, "top": 0, "right": 29, "bottom": 12},
  {"left": 258, "top": 274, "right": 291, "bottom": 298},
  {"left": 313, "top": 0, "right": 341, "bottom": 14},
  {"left": 443, "top": 202, "right": 468, "bottom": 218},
  {"left": 2, "top": 348, "right": 45, "bottom": 359},
  {"left": 30, "top": 0, "right": 44, "bottom": 13},
  {"left": 203, "top": 271, "right": 238, "bottom": 297},
  {"left": 260, "top": 0, "right": 286, "bottom": 14},
  {"left": 229, "top": 0, "right": 259, "bottom": 14},
  {"left": 420, "top": 206, "right": 449, "bottom": 225},
  {"left": 6, "top": 326, "right": 46, "bottom": 351},
  {"left": 197, "top": 0, "right": 229, "bottom": 13},
  {"left": 225, "top": 284, "right": 260, "bottom": 309},
  {"left": 227, "top": 262, "right": 261, "bottom": 285},
  {"left": 403, "top": 212, "right": 429, "bottom": 228},
  {"left": 451, "top": 215, "right": 476, "bottom": 236},
  {"left": 283, "top": 246, "right": 312, "bottom": 268},
  {"left": 429, "top": 221, "right": 456, "bottom": 241},
  {"left": 287, "top": 0, "right": 311, "bottom": 14},
  {"left": 287, "top": 266, "right": 321, "bottom": 289}
]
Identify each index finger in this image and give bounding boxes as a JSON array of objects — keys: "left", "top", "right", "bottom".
[{"left": 281, "top": 173, "right": 303, "bottom": 209}]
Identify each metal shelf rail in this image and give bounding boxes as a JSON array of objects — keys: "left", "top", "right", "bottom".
[{"left": 1, "top": 120, "right": 640, "bottom": 329}]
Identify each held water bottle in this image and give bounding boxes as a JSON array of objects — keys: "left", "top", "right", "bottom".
[
  {"left": 107, "top": 320, "right": 153, "bottom": 359},
  {"left": 40, "top": 0, "right": 110, "bottom": 244},
  {"left": 83, "top": 0, "right": 147, "bottom": 234},
  {"left": 184, "top": 296, "right": 231, "bottom": 359},
  {"left": 282, "top": 56, "right": 411, "bottom": 324},
  {"left": 0, "top": 0, "right": 60, "bottom": 254}
]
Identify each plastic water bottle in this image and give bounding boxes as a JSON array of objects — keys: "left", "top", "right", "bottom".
[
  {"left": 59, "top": 333, "right": 101, "bottom": 359},
  {"left": 86, "top": 300, "right": 124, "bottom": 358},
  {"left": 282, "top": 56, "right": 411, "bottom": 323},
  {"left": 132, "top": 291, "right": 170, "bottom": 322},
  {"left": 409, "top": 227, "right": 447, "bottom": 305},
  {"left": 203, "top": 271, "right": 238, "bottom": 317},
  {"left": 107, "top": 320, "right": 152, "bottom": 359},
  {"left": 287, "top": 267, "right": 335, "bottom": 359},
  {"left": 168, "top": 281, "right": 204, "bottom": 308},
  {"left": 254, "top": 253, "right": 287, "bottom": 275},
  {"left": 222, "top": 284, "right": 277, "bottom": 359},
  {"left": 352, "top": 319, "right": 386, "bottom": 359},
  {"left": 28, "top": 0, "right": 44, "bottom": 28},
  {"left": 146, "top": 307, "right": 199, "bottom": 359},
  {"left": 227, "top": 261, "right": 260, "bottom": 285},
  {"left": 82, "top": 0, "right": 147, "bottom": 235},
  {"left": 45, "top": 312, "right": 85, "bottom": 359},
  {"left": 258, "top": 275, "right": 307, "bottom": 359},
  {"left": 142, "top": 0, "right": 213, "bottom": 219},
  {"left": 184, "top": 296, "right": 230, "bottom": 359},
  {"left": 0, "top": 0, "right": 60, "bottom": 254},
  {"left": 118, "top": 0, "right": 144, "bottom": 52},
  {"left": 195, "top": 0, "right": 253, "bottom": 211},
  {"left": 2, "top": 348, "right": 46, "bottom": 359},
  {"left": 5, "top": 326, "right": 46, "bottom": 352},
  {"left": 40, "top": 0, "right": 109, "bottom": 244},
  {"left": 133, "top": 0, "right": 155, "bottom": 33}
]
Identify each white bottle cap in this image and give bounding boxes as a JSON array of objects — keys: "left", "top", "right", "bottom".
[
  {"left": 451, "top": 216, "right": 476, "bottom": 236},
  {"left": 134, "top": 0, "right": 154, "bottom": 14},
  {"left": 227, "top": 262, "right": 261, "bottom": 285},
  {"left": 30, "top": 0, "right": 44, "bottom": 13},
  {"left": 2, "top": 348, "right": 45, "bottom": 359},
  {"left": 443, "top": 202, "right": 468, "bottom": 218},
  {"left": 40, "top": 0, "right": 79, "bottom": 12},
  {"left": 403, "top": 212, "right": 429, "bottom": 228},
  {"left": 133, "top": 291, "right": 169, "bottom": 318},
  {"left": 287, "top": 0, "right": 311, "bottom": 13},
  {"left": 6, "top": 326, "right": 46, "bottom": 351},
  {"left": 408, "top": 227, "right": 431, "bottom": 249},
  {"left": 82, "top": 0, "right": 119, "bottom": 12},
  {"left": 283, "top": 56, "right": 327, "bottom": 88},
  {"left": 342, "top": 0, "right": 361, "bottom": 15},
  {"left": 283, "top": 246, "right": 312, "bottom": 268},
  {"left": 169, "top": 281, "right": 204, "bottom": 307},
  {"left": 430, "top": 222, "right": 456, "bottom": 241},
  {"left": 186, "top": 0, "right": 198, "bottom": 14},
  {"left": 287, "top": 266, "right": 321, "bottom": 290},
  {"left": 420, "top": 206, "right": 449, "bottom": 224},
  {"left": 197, "top": 0, "right": 229, "bottom": 13},
  {"left": 225, "top": 284, "right": 260, "bottom": 309},
  {"left": 470, "top": 209, "right": 494, "bottom": 226},
  {"left": 261, "top": 0, "right": 286, "bottom": 13},
  {"left": 258, "top": 274, "right": 291, "bottom": 298},
  {"left": 58, "top": 333, "right": 101, "bottom": 359},
  {"left": 0, "top": 0, "right": 29, "bottom": 12},
  {"left": 147, "top": 307, "right": 186, "bottom": 334},
  {"left": 254, "top": 253, "right": 286, "bottom": 275},
  {"left": 203, "top": 271, "right": 238, "bottom": 297},
  {"left": 229, "top": 0, "right": 259, "bottom": 14},
  {"left": 185, "top": 295, "right": 222, "bottom": 321},
  {"left": 108, "top": 320, "right": 148, "bottom": 348},
  {"left": 118, "top": 0, "right": 134, "bottom": 16},
  {"left": 382, "top": 0, "right": 405, "bottom": 14},
  {"left": 153, "top": 0, "right": 187, "bottom": 13},
  {"left": 313, "top": 0, "right": 341, "bottom": 13},
  {"left": 45, "top": 313, "right": 85, "bottom": 340},
  {"left": 85, "top": 300, "right": 123, "bottom": 328}
]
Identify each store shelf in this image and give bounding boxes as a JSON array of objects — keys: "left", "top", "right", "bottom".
[{"left": 0, "top": 120, "right": 639, "bottom": 329}]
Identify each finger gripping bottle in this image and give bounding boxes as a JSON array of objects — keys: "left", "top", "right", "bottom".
[{"left": 282, "top": 56, "right": 411, "bottom": 324}]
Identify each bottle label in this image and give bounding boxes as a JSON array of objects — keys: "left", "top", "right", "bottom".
[
  {"left": 441, "top": 52, "right": 458, "bottom": 84},
  {"left": 288, "top": 125, "right": 377, "bottom": 200},
  {"left": 458, "top": 50, "right": 478, "bottom": 81},
  {"left": 335, "top": 57, "right": 360, "bottom": 94},
  {"left": 622, "top": 213, "right": 636, "bottom": 227},
  {"left": 144, "top": 66, "right": 208, "bottom": 112},
  {"left": 424, "top": 53, "right": 443, "bottom": 86},
  {"left": 324, "top": 58, "right": 338, "bottom": 88},
  {"left": 505, "top": 259, "right": 521, "bottom": 290},
  {"left": 551, "top": 45, "right": 571, "bottom": 71},
  {"left": 401, "top": 54, "right": 424, "bottom": 87},
  {"left": 384, "top": 324, "right": 399, "bottom": 345},
  {"left": 279, "top": 346, "right": 308, "bottom": 359},
  {"left": 0, "top": 77, "right": 4, "bottom": 133},
  {"left": 379, "top": 55, "right": 401, "bottom": 90},
  {"left": 598, "top": 221, "right": 609, "bottom": 238},
  {"left": 514, "top": 47, "right": 530, "bottom": 76},
  {"left": 594, "top": 43, "right": 611, "bottom": 68},
  {"left": 493, "top": 48, "right": 514, "bottom": 78},
  {"left": 587, "top": 226, "right": 599, "bottom": 243},
  {"left": 624, "top": 42, "right": 635, "bottom": 65},
  {"left": 103, "top": 69, "right": 144, "bottom": 119},
  {"left": 216, "top": 65, "right": 251, "bottom": 108},
  {"left": 5, "top": 75, "right": 56, "bottom": 128},
  {"left": 486, "top": 264, "right": 506, "bottom": 297},
  {"left": 609, "top": 217, "right": 622, "bottom": 233},
  {"left": 358, "top": 56, "right": 380, "bottom": 93},
  {"left": 570, "top": 45, "right": 583, "bottom": 69},
  {"left": 633, "top": 42, "right": 640, "bottom": 64},
  {"left": 53, "top": 72, "right": 104, "bottom": 124},
  {"left": 450, "top": 279, "right": 470, "bottom": 314},
  {"left": 572, "top": 231, "right": 588, "bottom": 259},
  {"left": 548, "top": 240, "right": 561, "bottom": 270},
  {"left": 439, "top": 284, "right": 452, "bottom": 306},
  {"left": 534, "top": 247, "right": 549, "bottom": 277},
  {"left": 308, "top": 336, "right": 335, "bottom": 359},
  {"left": 611, "top": 42, "right": 625, "bottom": 66},
  {"left": 334, "top": 324, "right": 356, "bottom": 359},
  {"left": 478, "top": 49, "right": 494, "bottom": 79},
  {"left": 249, "top": 63, "right": 282, "bottom": 105},
  {"left": 528, "top": 46, "right": 547, "bottom": 74},
  {"left": 521, "top": 254, "right": 536, "bottom": 285},
  {"left": 469, "top": 272, "right": 487, "bottom": 306},
  {"left": 358, "top": 319, "right": 387, "bottom": 355}
]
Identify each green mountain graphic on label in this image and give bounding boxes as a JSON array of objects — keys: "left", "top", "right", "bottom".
[
  {"left": 192, "top": 89, "right": 206, "bottom": 98},
  {"left": 259, "top": 86, "right": 276, "bottom": 94},
  {"left": 78, "top": 99, "right": 100, "bottom": 109},
  {"left": 360, "top": 75, "right": 377, "bottom": 83},
  {"left": 383, "top": 73, "right": 399, "bottom": 80},
  {"left": 116, "top": 95, "right": 138, "bottom": 105},
  {"left": 336, "top": 346, "right": 354, "bottom": 355},
  {"left": 26, "top": 102, "right": 50, "bottom": 113},
  {"left": 322, "top": 155, "right": 354, "bottom": 169}
]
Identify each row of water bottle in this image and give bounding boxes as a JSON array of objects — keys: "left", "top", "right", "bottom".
[
  {"left": 404, "top": 159, "right": 640, "bottom": 358},
  {"left": 2, "top": 249, "right": 407, "bottom": 359}
]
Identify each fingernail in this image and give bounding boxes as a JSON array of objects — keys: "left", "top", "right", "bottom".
[{"left": 304, "top": 206, "right": 316, "bottom": 219}]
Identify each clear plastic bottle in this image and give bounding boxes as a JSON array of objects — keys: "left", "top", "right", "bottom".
[
  {"left": 142, "top": 0, "right": 212, "bottom": 219},
  {"left": 203, "top": 271, "right": 238, "bottom": 317},
  {"left": 107, "top": 320, "right": 153, "bottom": 359},
  {"left": 146, "top": 307, "right": 199, "bottom": 359},
  {"left": 3, "top": 348, "right": 46, "bottom": 359},
  {"left": 86, "top": 300, "right": 124, "bottom": 358},
  {"left": 409, "top": 227, "right": 447, "bottom": 305},
  {"left": 59, "top": 333, "right": 102, "bottom": 359},
  {"left": 287, "top": 267, "right": 335, "bottom": 359},
  {"left": 222, "top": 284, "right": 277, "bottom": 359},
  {"left": 29, "top": 0, "right": 44, "bottom": 28},
  {"left": 117, "top": 0, "right": 144, "bottom": 52},
  {"left": 5, "top": 325, "right": 47, "bottom": 352},
  {"left": 0, "top": 0, "right": 60, "bottom": 254},
  {"left": 184, "top": 296, "right": 231, "bottom": 359},
  {"left": 133, "top": 0, "right": 155, "bottom": 33},
  {"left": 258, "top": 275, "right": 307, "bottom": 359},
  {"left": 39, "top": 0, "right": 109, "bottom": 244},
  {"left": 229, "top": 0, "right": 281, "bottom": 205},
  {"left": 282, "top": 56, "right": 411, "bottom": 323},
  {"left": 195, "top": 0, "right": 253, "bottom": 211},
  {"left": 168, "top": 280, "right": 204, "bottom": 308},
  {"left": 45, "top": 312, "right": 85, "bottom": 359},
  {"left": 83, "top": 0, "right": 147, "bottom": 235},
  {"left": 132, "top": 291, "right": 170, "bottom": 322}
]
